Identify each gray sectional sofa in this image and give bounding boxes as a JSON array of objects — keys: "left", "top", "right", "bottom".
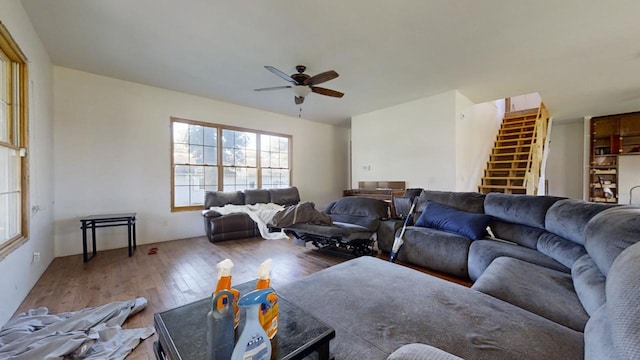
[{"left": 278, "top": 191, "right": 640, "bottom": 359}]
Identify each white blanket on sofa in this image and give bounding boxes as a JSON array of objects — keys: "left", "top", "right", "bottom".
[{"left": 209, "top": 203, "right": 289, "bottom": 240}]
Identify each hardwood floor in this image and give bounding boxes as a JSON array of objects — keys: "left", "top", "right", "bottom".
[{"left": 14, "top": 236, "right": 470, "bottom": 359}]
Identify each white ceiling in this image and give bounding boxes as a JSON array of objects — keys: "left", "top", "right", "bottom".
[{"left": 21, "top": 0, "right": 640, "bottom": 126}]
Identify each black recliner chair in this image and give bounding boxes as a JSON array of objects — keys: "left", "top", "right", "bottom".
[{"left": 283, "top": 197, "right": 389, "bottom": 256}]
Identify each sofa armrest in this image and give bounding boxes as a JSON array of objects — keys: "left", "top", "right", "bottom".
[
  {"left": 387, "top": 344, "right": 463, "bottom": 360},
  {"left": 201, "top": 209, "right": 222, "bottom": 219}
]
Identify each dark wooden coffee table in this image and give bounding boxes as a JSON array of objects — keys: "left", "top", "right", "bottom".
[{"left": 153, "top": 281, "right": 335, "bottom": 360}]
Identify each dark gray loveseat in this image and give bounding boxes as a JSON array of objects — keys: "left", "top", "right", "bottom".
[
  {"left": 277, "top": 191, "right": 640, "bottom": 359},
  {"left": 201, "top": 187, "right": 300, "bottom": 242}
]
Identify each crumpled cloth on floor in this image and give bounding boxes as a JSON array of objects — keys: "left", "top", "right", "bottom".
[{"left": 0, "top": 297, "right": 155, "bottom": 360}]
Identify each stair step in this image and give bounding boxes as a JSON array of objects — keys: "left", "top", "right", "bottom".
[
  {"left": 498, "top": 125, "right": 535, "bottom": 134},
  {"left": 482, "top": 177, "right": 525, "bottom": 181},
  {"left": 498, "top": 130, "right": 534, "bottom": 138},
  {"left": 487, "top": 160, "right": 529, "bottom": 164},
  {"left": 494, "top": 145, "right": 531, "bottom": 150},
  {"left": 493, "top": 152, "right": 530, "bottom": 158},
  {"left": 478, "top": 185, "right": 526, "bottom": 190},
  {"left": 498, "top": 125, "right": 536, "bottom": 134},
  {"left": 495, "top": 138, "right": 531, "bottom": 145},
  {"left": 502, "top": 116, "right": 538, "bottom": 125}
]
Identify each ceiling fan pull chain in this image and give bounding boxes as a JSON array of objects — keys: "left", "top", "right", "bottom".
[{"left": 299, "top": 106, "right": 302, "bottom": 118}]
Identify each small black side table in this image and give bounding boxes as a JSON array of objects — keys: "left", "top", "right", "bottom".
[{"left": 80, "top": 213, "right": 137, "bottom": 262}]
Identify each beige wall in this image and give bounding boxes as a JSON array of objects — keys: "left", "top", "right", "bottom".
[
  {"left": 546, "top": 121, "right": 584, "bottom": 199},
  {"left": 351, "top": 91, "right": 457, "bottom": 190},
  {"left": 0, "top": 0, "right": 55, "bottom": 326},
  {"left": 351, "top": 90, "right": 502, "bottom": 192},
  {"left": 455, "top": 94, "right": 504, "bottom": 191},
  {"left": 53, "top": 67, "right": 349, "bottom": 257}
]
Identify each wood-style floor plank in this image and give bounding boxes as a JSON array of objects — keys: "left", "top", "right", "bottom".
[{"left": 14, "top": 235, "right": 469, "bottom": 359}]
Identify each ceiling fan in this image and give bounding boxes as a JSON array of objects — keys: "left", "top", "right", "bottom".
[{"left": 254, "top": 65, "right": 344, "bottom": 105}]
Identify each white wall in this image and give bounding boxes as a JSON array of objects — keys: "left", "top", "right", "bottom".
[
  {"left": 546, "top": 121, "right": 584, "bottom": 199},
  {"left": 53, "top": 67, "right": 349, "bottom": 257},
  {"left": 618, "top": 155, "right": 640, "bottom": 205},
  {"left": 351, "top": 91, "right": 457, "bottom": 190},
  {"left": 0, "top": 0, "right": 55, "bottom": 326},
  {"left": 351, "top": 90, "right": 503, "bottom": 192},
  {"left": 455, "top": 94, "right": 503, "bottom": 191},
  {"left": 510, "top": 92, "right": 541, "bottom": 112}
]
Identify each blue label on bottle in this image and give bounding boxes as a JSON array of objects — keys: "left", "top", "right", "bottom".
[{"left": 242, "top": 335, "right": 268, "bottom": 360}]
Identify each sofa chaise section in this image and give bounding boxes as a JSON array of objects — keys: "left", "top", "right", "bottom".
[{"left": 278, "top": 256, "right": 584, "bottom": 360}]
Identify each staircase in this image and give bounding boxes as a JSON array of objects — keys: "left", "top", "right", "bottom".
[{"left": 478, "top": 103, "right": 549, "bottom": 195}]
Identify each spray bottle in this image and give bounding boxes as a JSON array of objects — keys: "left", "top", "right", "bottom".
[
  {"left": 214, "top": 259, "right": 240, "bottom": 328},
  {"left": 255, "top": 259, "right": 279, "bottom": 339},
  {"left": 205, "top": 290, "right": 234, "bottom": 360},
  {"left": 231, "top": 288, "right": 274, "bottom": 360}
]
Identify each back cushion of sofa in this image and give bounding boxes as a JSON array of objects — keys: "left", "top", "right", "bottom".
[
  {"left": 571, "top": 254, "right": 606, "bottom": 316},
  {"left": 245, "top": 189, "right": 270, "bottom": 204},
  {"left": 545, "top": 199, "right": 617, "bottom": 245},
  {"left": 329, "top": 197, "right": 389, "bottom": 218},
  {"left": 585, "top": 206, "right": 640, "bottom": 276},
  {"left": 484, "top": 193, "right": 565, "bottom": 229},
  {"left": 205, "top": 191, "right": 245, "bottom": 208},
  {"left": 269, "top": 187, "right": 300, "bottom": 206},
  {"left": 537, "top": 232, "right": 587, "bottom": 269},
  {"left": 415, "top": 190, "right": 485, "bottom": 215},
  {"left": 488, "top": 220, "right": 545, "bottom": 249}
]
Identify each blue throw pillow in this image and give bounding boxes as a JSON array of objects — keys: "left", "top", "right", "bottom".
[{"left": 414, "top": 201, "right": 491, "bottom": 240}]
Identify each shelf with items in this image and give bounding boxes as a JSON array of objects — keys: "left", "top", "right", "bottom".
[{"left": 589, "top": 111, "right": 640, "bottom": 204}]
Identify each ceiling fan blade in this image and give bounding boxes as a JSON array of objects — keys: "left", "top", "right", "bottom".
[
  {"left": 311, "top": 86, "right": 344, "bottom": 98},
  {"left": 265, "top": 66, "right": 297, "bottom": 84},
  {"left": 254, "top": 85, "right": 292, "bottom": 91},
  {"left": 295, "top": 96, "right": 305, "bottom": 105},
  {"left": 304, "top": 70, "right": 339, "bottom": 86}
]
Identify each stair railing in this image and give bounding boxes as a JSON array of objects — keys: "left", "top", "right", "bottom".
[{"left": 523, "top": 102, "right": 549, "bottom": 195}]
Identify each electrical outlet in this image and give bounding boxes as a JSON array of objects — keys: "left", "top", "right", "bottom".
[{"left": 32, "top": 252, "right": 40, "bottom": 263}]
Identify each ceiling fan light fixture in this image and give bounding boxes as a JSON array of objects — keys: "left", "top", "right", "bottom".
[{"left": 293, "top": 85, "right": 311, "bottom": 98}]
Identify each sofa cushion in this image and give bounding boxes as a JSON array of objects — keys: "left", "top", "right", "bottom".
[
  {"left": 484, "top": 193, "right": 564, "bottom": 229},
  {"left": 398, "top": 227, "right": 471, "bottom": 278},
  {"left": 545, "top": 199, "right": 616, "bottom": 245},
  {"left": 584, "top": 305, "right": 614, "bottom": 360},
  {"left": 488, "top": 220, "right": 545, "bottom": 249},
  {"left": 585, "top": 206, "right": 640, "bottom": 276},
  {"left": 468, "top": 240, "right": 568, "bottom": 281},
  {"left": 244, "top": 189, "right": 270, "bottom": 204},
  {"left": 329, "top": 197, "right": 389, "bottom": 218},
  {"left": 472, "top": 257, "right": 589, "bottom": 332},
  {"left": 387, "top": 343, "right": 463, "bottom": 360},
  {"left": 607, "top": 241, "right": 640, "bottom": 359},
  {"left": 571, "top": 254, "right": 606, "bottom": 316},
  {"left": 268, "top": 187, "right": 300, "bottom": 206},
  {"left": 414, "top": 201, "right": 491, "bottom": 240},
  {"left": 204, "top": 191, "right": 245, "bottom": 208},
  {"left": 415, "top": 190, "right": 485, "bottom": 214},
  {"left": 536, "top": 232, "right": 587, "bottom": 269},
  {"left": 585, "top": 241, "right": 640, "bottom": 360},
  {"left": 278, "top": 256, "right": 584, "bottom": 360}
]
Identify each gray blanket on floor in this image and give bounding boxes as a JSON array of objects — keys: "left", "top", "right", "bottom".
[{"left": 0, "top": 297, "right": 154, "bottom": 360}]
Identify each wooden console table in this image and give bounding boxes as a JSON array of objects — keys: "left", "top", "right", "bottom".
[{"left": 80, "top": 213, "right": 137, "bottom": 262}]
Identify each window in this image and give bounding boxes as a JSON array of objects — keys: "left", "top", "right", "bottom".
[
  {"left": 0, "top": 22, "right": 28, "bottom": 258},
  {"left": 170, "top": 118, "right": 292, "bottom": 211}
]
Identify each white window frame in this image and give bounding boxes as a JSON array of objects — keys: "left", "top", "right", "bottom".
[{"left": 0, "top": 21, "right": 29, "bottom": 259}]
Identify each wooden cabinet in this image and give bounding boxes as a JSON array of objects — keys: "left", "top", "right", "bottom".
[{"left": 589, "top": 112, "right": 640, "bottom": 203}]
